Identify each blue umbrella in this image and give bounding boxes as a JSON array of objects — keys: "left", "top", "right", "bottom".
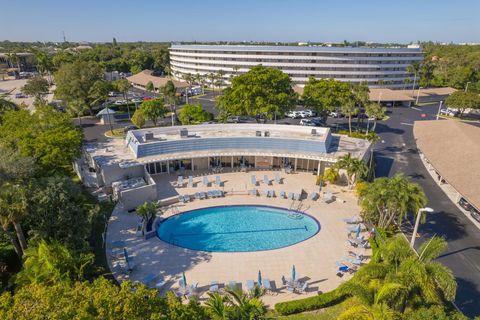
[
  {"left": 292, "top": 265, "right": 296, "bottom": 282},
  {"left": 258, "top": 270, "right": 262, "bottom": 287},
  {"left": 182, "top": 271, "right": 187, "bottom": 288},
  {"left": 123, "top": 248, "right": 132, "bottom": 271}
]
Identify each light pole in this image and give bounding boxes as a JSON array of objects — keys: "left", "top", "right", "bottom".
[
  {"left": 436, "top": 101, "right": 443, "bottom": 120},
  {"left": 465, "top": 82, "right": 471, "bottom": 92},
  {"left": 415, "top": 87, "right": 423, "bottom": 105},
  {"left": 410, "top": 207, "right": 434, "bottom": 248}
]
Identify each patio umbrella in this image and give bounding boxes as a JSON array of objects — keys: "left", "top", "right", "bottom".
[
  {"left": 292, "top": 265, "right": 296, "bottom": 282},
  {"left": 258, "top": 270, "right": 262, "bottom": 286},
  {"left": 355, "top": 224, "right": 361, "bottom": 238},
  {"left": 182, "top": 271, "right": 187, "bottom": 288},
  {"left": 123, "top": 248, "right": 130, "bottom": 266}
]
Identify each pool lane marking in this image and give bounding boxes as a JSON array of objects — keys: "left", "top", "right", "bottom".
[{"left": 169, "top": 226, "right": 309, "bottom": 237}]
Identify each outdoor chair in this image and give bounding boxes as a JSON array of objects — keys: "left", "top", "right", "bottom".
[
  {"left": 263, "top": 175, "right": 270, "bottom": 185},
  {"left": 246, "top": 280, "right": 255, "bottom": 291},
  {"left": 251, "top": 175, "right": 257, "bottom": 186},
  {"left": 210, "top": 281, "right": 219, "bottom": 292},
  {"left": 188, "top": 176, "right": 193, "bottom": 188},
  {"left": 178, "top": 195, "right": 185, "bottom": 203},
  {"left": 288, "top": 192, "right": 294, "bottom": 200},
  {"left": 203, "top": 176, "right": 209, "bottom": 187},
  {"left": 275, "top": 173, "right": 282, "bottom": 184},
  {"left": 262, "top": 279, "right": 271, "bottom": 290},
  {"left": 309, "top": 192, "right": 319, "bottom": 200},
  {"left": 183, "top": 194, "right": 191, "bottom": 202},
  {"left": 343, "top": 216, "right": 362, "bottom": 224},
  {"left": 177, "top": 176, "right": 184, "bottom": 187},
  {"left": 215, "top": 176, "right": 221, "bottom": 187},
  {"left": 279, "top": 191, "right": 286, "bottom": 198}
]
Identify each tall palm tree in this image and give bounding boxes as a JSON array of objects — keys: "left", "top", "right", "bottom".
[
  {"left": 225, "top": 287, "right": 266, "bottom": 320},
  {"left": 182, "top": 73, "right": 194, "bottom": 104},
  {"left": 341, "top": 100, "right": 359, "bottom": 135},
  {"left": 365, "top": 102, "right": 386, "bottom": 133},
  {"left": 67, "top": 99, "right": 88, "bottom": 126},
  {"left": 205, "top": 292, "right": 230, "bottom": 320},
  {"left": 406, "top": 63, "right": 421, "bottom": 94},
  {"left": 208, "top": 72, "right": 217, "bottom": 95},
  {"left": 335, "top": 153, "right": 368, "bottom": 188},
  {"left": 194, "top": 73, "right": 205, "bottom": 94},
  {"left": 136, "top": 201, "right": 159, "bottom": 234},
  {"left": 0, "top": 183, "right": 28, "bottom": 256}
]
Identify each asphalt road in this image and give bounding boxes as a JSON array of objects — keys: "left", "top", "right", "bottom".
[{"left": 373, "top": 103, "right": 480, "bottom": 318}]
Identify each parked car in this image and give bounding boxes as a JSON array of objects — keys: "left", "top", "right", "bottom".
[
  {"left": 458, "top": 198, "right": 473, "bottom": 211},
  {"left": 297, "top": 111, "right": 309, "bottom": 118},
  {"left": 108, "top": 91, "right": 119, "bottom": 97},
  {"left": 226, "top": 116, "right": 256, "bottom": 123},
  {"left": 440, "top": 108, "right": 459, "bottom": 117},
  {"left": 114, "top": 100, "right": 127, "bottom": 105},
  {"left": 310, "top": 117, "right": 325, "bottom": 126},
  {"left": 143, "top": 97, "right": 152, "bottom": 101},
  {"left": 15, "top": 93, "right": 27, "bottom": 99},
  {"left": 303, "top": 109, "right": 317, "bottom": 117},
  {"left": 299, "top": 119, "right": 314, "bottom": 126},
  {"left": 471, "top": 209, "right": 480, "bottom": 223},
  {"left": 131, "top": 98, "right": 143, "bottom": 103},
  {"left": 285, "top": 111, "right": 300, "bottom": 119},
  {"left": 329, "top": 110, "right": 342, "bottom": 118}
]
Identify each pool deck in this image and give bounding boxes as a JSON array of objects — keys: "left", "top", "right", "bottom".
[{"left": 106, "top": 170, "right": 370, "bottom": 307}]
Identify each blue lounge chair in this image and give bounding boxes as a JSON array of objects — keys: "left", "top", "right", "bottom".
[
  {"left": 288, "top": 192, "right": 294, "bottom": 200},
  {"left": 210, "top": 281, "right": 219, "bottom": 292},
  {"left": 178, "top": 195, "right": 185, "bottom": 203},
  {"left": 246, "top": 280, "right": 255, "bottom": 291},
  {"left": 262, "top": 279, "right": 271, "bottom": 290},
  {"left": 275, "top": 173, "right": 281, "bottom": 184},
  {"left": 199, "top": 191, "right": 206, "bottom": 199},
  {"left": 279, "top": 191, "right": 286, "bottom": 198},
  {"left": 188, "top": 176, "right": 193, "bottom": 187},
  {"left": 215, "top": 176, "right": 221, "bottom": 187},
  {"left": 203, "top": 176, "right": 209, "bottom": 187},
  {"left": 207, "top": 190, "right": 214, "bottom": 198},
  {"left": 227, "top": 281, "right": 237, "bottom": 289},
  {"left": 183, "top": 194, "right": 191, "bottom": 202},
  {"left": 177, "top": 176, "right": 184, "bottom": 187},
  {"left": 263, "top": 190, "right": 269, "bottom": 197},
  {"left": 263, "top": 175, "right": 270, "bottom": 185},
  {"left": 335, "top": 261, "right": 350, "bottom": 273},
  {"left": 341, "top": 256, "right": 362, "bottom": 266},
  {"left": 309, "top": 192, "right": 319, "bottom": 200},
  {"left": 250, "top": 189, "right": 257, "bottom": 196},
  {"left": 251, "top": 175, "right": 257, "bottom": 186}
]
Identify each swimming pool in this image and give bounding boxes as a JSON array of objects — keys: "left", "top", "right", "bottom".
[{"left": 157, "top": 205, "right": 320, "bottom": 252}]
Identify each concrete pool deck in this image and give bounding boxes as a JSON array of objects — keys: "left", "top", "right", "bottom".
[{"left": 106, "top": 170, "right": 370, "bottom": 307}]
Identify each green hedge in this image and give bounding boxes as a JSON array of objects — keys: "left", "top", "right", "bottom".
[{"left": 274, "top": 289, "right": 347, "bottom": 315}]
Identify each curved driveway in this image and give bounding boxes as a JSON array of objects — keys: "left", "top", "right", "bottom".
[{"left": 374, "top": 104, "right": 480, "bottom": 318}]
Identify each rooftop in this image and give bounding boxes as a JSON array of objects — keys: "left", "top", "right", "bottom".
[
  {"left": 414, "top": 120, "right": 480, "bottom": 210},
  {"left": 127, "top": 70, "right": 188, "bottom": 89},
  {"left": 170, "top": 44, "right": 422, "bottom": 54}
]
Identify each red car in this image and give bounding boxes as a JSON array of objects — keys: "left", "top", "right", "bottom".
[{"left": 143, "top": 97, "right": 152, "bottom": 101}]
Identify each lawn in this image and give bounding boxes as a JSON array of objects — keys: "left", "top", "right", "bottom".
[
  {"left": 104, "top": 128, "right": 126, "bottom": 138},
  {"left": 268, "top": 299, "right": 352, "bottom": 319}
]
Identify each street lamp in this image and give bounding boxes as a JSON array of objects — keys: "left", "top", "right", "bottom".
[
  {"left": 436, "top": 101, "right": 443, "bottom": 120},
  {"left": 415, "top": 87, "right": 423, "bottom": 105},
  {"left": 410, "top": 207, "right": 434, "bottom": 248}
]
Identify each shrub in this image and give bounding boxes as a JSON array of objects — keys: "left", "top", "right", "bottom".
[{"left": 274, "top": 289, "right": 347, "bottom": 315}]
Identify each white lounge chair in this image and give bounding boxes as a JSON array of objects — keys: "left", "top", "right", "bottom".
[
  {"left": 203, "top": 176, "right": 209, "bottom": 187},
  {"left": 275, "top": 173, "right": 281, "bottom": 184},
  {"left": 188, "top": 176, "right": 193, "bottom": 188},
  {"left": 250, "top": 189, "right": 257, "bottom": 196},
  {"left": 177, "top": 176, "right": 184, "bottom": 187},
  {"left": 178, "top": 195, "right": 185, "bottom": 203},
  {"left": 263, "top": 175, "right": 270, "bottom": 185},
  {"left": 251, "top": 175, "right": 257, "bottom": 186},
  {"left": 183, "top": 194, "right": 191, "bottom": 202},
  {"left": 215, "top": 176, "right": 221, "bottom": 187},
  {"left": 279, "top": 191, "right": 286, "bottom": 198},
  {"left": 210, "top": 281, "right": 219, "bottom": 292},
  {"left": 246, "top": 280, "right": 255, "bottom": 291},
  {"left": 343, "top": 216, "right": 362, "bottom": 224}
]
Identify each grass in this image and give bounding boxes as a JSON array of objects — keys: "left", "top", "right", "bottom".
[{"left": 104, "top": 128, "right": 126, "bottom": 138}]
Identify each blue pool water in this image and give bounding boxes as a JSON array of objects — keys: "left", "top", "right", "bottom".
[{"left": 157, "top": 205, "right": 320, "bottom": 252}]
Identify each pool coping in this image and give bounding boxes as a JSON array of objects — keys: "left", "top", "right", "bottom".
[{"left": 156, "top": 204, "right": 321, "bottom": 253}]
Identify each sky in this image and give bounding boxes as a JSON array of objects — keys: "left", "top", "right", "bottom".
[{"left": 1, "top": 0, "right": 479, "bottom": 43}]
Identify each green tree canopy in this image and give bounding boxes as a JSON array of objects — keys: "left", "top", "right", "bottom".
[
  {"left": 178, "top": 104, "right": 212, "bottom": 125},
  {"left": 445, "top": 90, "right": 480, "bottom": 116},
  {"left": 217, "top": 65, "right": 297, "bottom": 119},
  {"left": 21, "top": 76, "right": 49, "bottom": 104},
  {"left": 356, "top": 173, "right": 427, "bottom": 229},
  {"left": 302, "top": 77, "right": 353, "bottom": 119},
  {"left": 54, "top": 60, "right": 104, "bottom": 114},
  {"left": 140, "top": 99, "right": 167, "bottom": 126},
  {"left": 131, "top": 109, "right": 146, "bottom": 128},
  {"left": 0, "top": 106, "right": 83, "bottom": 172}
]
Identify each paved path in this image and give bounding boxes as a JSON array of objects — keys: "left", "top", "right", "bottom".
[{"left": 374, "top": 104, "right": 480, "bottom": 318}]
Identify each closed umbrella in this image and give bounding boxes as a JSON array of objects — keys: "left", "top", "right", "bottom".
[
  {"left": 292, "top": 265, "right": 296, "bottom": 282},
  {"left": 258, "top": 270, "right": 262, "bottom": 287},
  {"left": 182, "top": 271, "right": 187, "bottom": 288},
  {"left": 123, "top": 248, "right": 130, "bottom": 265}
]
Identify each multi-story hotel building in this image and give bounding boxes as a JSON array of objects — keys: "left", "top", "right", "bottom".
[{"left": 169, "top": 44, "right": 423, "bottom": 88}]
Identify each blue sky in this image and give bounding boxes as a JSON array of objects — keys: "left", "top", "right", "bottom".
[{"left": 1, "top": 0, "right": 479, "bottom": 43}]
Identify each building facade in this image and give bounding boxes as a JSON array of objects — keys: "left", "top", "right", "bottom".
[
  {"left": 81, "top": 124, "right": 370, "bottom": 210},
  {"left": 169, "top": 44, "right": 423, "bottom": 88}
]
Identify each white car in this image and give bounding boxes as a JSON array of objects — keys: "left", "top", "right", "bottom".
[
  {"left": 114, "top": 100, "right": 127, "bottom": 105},
  {"left": 329, "top": 110, "right": 342, "bottom": 118},
  {"left": 296, "top": 111, "right": 308, "bottom": 118},
  {"left": 285, "top": 111, "right": 300, "bottom": 118},
  {"left": 440, "top": 108, "right": 459, "bottom": 117},
  {"left": 303, "top": 109, "right": 316, "bottom": 117},
  {"left": 131, "top": 98, "right": 143, "bottom": 103}
]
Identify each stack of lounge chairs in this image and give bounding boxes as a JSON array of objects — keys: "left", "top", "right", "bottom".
[
  {"left": 207, "top": 190, "right": 223, "bottom": 198},
  {"left": 176, "top": 176, "right": 184, "bottom": 187},
  {"left": 187, "top": 176, "right": 193, "bottom": 188},
  {"left": 195, "top": 191, "right": 206, "bottom": 200},
  {"left": 309, "top": 191, "right": 319, "bottom": 200},
  {"left": 178, "top": 194, "right": 191, "bottom": 203}
]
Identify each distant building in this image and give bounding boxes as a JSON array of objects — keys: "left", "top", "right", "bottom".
[
  {"left": 127, "top": 69, "right": 188, "bottom": 92},
  {"left": 169, "top": 44, "right": 423, "bottom": 88}
]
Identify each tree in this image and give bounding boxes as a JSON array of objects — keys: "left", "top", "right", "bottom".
[
  {"left": 334, "top": 153, "right": 368, "bottom": 188},
  {"left": 88, "top": 80, "right": 112, "bottom": 111},
  {"left": 146, "top": 80, "right": 155, "bottom": 96},
  {"left": 54, "top": 60, "right": 104, "bottom": 115},
  {"left": 66, "top": 99, "right": 88, "bottom": 126},
  {"left": 182, "top": 73, "right": 195, "bottom": 104},
  {"left": 341, "top": 99, "right": 358, "bottom": 134},
  {"left": 140, "top": 99, "right": 167, "bottom": 126},
  {"left": 224, "top": 287, "right": 266, "bottom": 320},
  {"left": 0, "top": 97, "right": 18, "bottom": 119},
  {"left": 217, "top": 65, "right": 297, "bottom": 119},
  {"left": 26, "top": 176, "right": 92, "bottom": 251},
  {"left": 357, "top": 173, "right": 427, "bottom": 229},
  {"left": 0, "top": 144, "right": 36, "bottom": 185},
  {"left": 365, "top": 102, "right": 386, "bottom": 132},
  {"left": 21, "top": 76, "right": 49, "bottom": 105},
  {"left": 205, "top": 292, "right": 230, "bottom": 320},
  {"left": 0, "top": 183, "right": 28, "bottom": 257},
  {"left": 302, "top": 77, "right": 352, "bottom": 122},
  {"left": 33, "top": 49, "right": 53, "bottom": 84},
  {"left": 445, "top": 91, "right": 480, "bottom": 117},
  {"left": 178, "top": 104, "right": 212, "bottom": 125},
  {"left": 131, "top": 109, "right": 146, "bottom": 128},
  {"left": 113, "top": 79, "right": 132, "bottom": 117},
  {"left": 161, "top": 80, "right": 178, "bottom": 125},
  {"left": 136, "top": 201, "right": 159, "bottom": 235},
  {"left": 195, "top": 73, "right": 206, "bottom": 94},
  {"left": 323, "top": 167, "right": 340, "bottom": 184},
  {"left": 406, "top": 63, "right": 421, "bottom": 93},
  {"left": 15, "top": 240, "right": 94, "bottom": 286},
  {"left": 0, "top": 106, "right": 83, "bottom": 172}
]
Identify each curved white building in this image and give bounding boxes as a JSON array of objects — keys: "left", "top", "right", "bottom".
[{"left": 169, "top": 44, "right": 423, "bottom": 88}]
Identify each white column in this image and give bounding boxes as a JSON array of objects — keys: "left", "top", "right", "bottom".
[
  {"left": 207, "top": 157, "right": 210, "bottom": 170},
  {"left": 317, "top": 161, "right": 321, "bottom": 176},
  {"left": 306, "top": 159, "right": 309, "bottom": 172},
  {"left": 231, "top": 156, "right": 234, "bottom": 169},
  {"left": 294, "top": 158, "right": 298, "bottom": 172}
]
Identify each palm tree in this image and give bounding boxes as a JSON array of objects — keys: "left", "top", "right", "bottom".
[
  {"left": 0, "top": 96, "right": 18, "bottom": 117},
  {"left": 365, "top": 102, "right": 386, "bottom": 133},
  {"left": 335, "top": 153, "right": 368, "bottom": 189},
  {"left": 146, "top": 81, "right": 155, "bottom": 97},
  {"left": 357, "top": 173, "right": 427, "bottom": 229},
  {"left": 406, "top": 63, "right": 421, "bottom": 94},
  {"left": 182, "top": 73, "right": 194, "bottom": 104},
  {"left": 0, "top": 183, "right": 28, "bottom": 257},
  {"left": 205, "top": 292, "right": 231, "bottom": 320},
  {"left": 341, "top": 100, "right": 359, "bottom": 134},
  {"left": 224, "top": 287, "right": 266, "bottom": 320},
  {"left": 136, "top": 201, "right": 159, "bottom": 235},
  {"left": 67, "top": 99, "right": 87, "bottom": 126},
  {"left": 194, "top": 73, "right": 205, "bottom": 94},
  {"left": 208, "top": 72, "right": 217, "bottom": 94}
]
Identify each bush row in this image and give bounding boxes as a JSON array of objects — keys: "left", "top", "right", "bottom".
[{"left": 274, "top": 288, "right": 347, "bottom": 315}]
